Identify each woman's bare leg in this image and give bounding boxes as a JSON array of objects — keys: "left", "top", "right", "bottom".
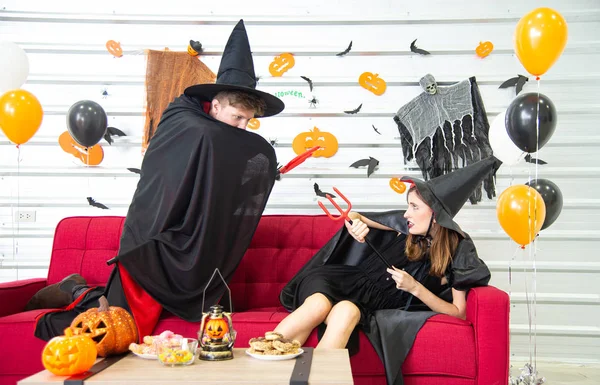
[
  {"left": 316, "top": 300, "right": 360, "bottom": 349},
  {"left": 274, "top": 293, "right": 332, "bottom": 345}
]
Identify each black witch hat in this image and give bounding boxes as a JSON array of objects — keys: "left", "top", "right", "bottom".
[
  {"left": 184, "top": 19, "right": 284, "bottom": 117},
  {"left": 401, "top": 156, "right": 502, "bottom": 237}
]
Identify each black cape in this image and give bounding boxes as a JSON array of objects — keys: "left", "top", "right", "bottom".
[
  {"left": 112, "top": 94, "right": 278, "bottom": 321},
  {"left": 280, "top": 210, "right": 491, "bottom": 385}
]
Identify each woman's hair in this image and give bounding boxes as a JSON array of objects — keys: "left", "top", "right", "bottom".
[
  {"left": 405, "top": 186, "right": 460, "bottom": 277},
  {"left": 214, "top": 90, "right": 266, "bottom": 116}
]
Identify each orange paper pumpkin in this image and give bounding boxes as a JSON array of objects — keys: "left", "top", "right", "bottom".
[
  {"left": 105, "top": 40, "right": 123, "bottom": 58},
  {"left": 247, "top": 118, "right": 260, "bottom": 130},
  {"left": 292, "top": 127, "right": 338, "bottom": 158},
  {"left": 42, "top": 328, "right": 97, "bottom": 376},
  {"left": 389, "top": 178, "right": 407, "bottom": 194},
  {"left": 358, "top": 72, "right": 387, "bottom": 95},
  {"left": 269, "top": 53, "right": 295, "bottom": 77},
  {"left": 206, "top": 318, "right": 229, "bottom": 340},
  {"left": 70, "top": 296, "right": 138, "bottom": 357},
  {"left": 187, "top": 44, "right": 199, "bottom": 56},
  {"left": 58, "top": 131, "right": 104, "bottom": 166},
  {"left": 475, "top": 41, "right": 494, "bottom": 58}
]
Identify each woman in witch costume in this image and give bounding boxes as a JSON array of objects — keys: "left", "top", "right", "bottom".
[{"left": 277, "top": 156, "right": 501, "bottom": 385}]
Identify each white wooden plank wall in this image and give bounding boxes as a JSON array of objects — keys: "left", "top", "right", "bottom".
[{"left": 0, "top": 0, "right": 599, "bottom": 364}]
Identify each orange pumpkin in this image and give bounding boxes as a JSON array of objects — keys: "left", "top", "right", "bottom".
[
  {"left": 359, "top": 72, "right": 387, "bottom": 95},
  {"left": 268, "top": 53, "right": 295, "bottom": 77},
  {"left": 58, "top": 131, "right": 104, "bottom": 166},
  {"left": 475, "top": 41, "right": 494, "bottom": 58},
  {"left": 292, "top": 127, "right": 338, "bottom": 158},
  {"left": 247, "top": 118, "right": 260, "bottom": 130},
  {"left": 42, "top": 327, "right": 97, "bottom": 376},
  {"left": 206, "top": 318, "right": 229, "bottom": 340},
  {"left": 389, "top": 178, "right": 407, "bottom": 194},
  {"left": 105, "top": 40, "right": 123, "bottom": 58},
  {"left": 187, "top": 44, "right": 199, "bottom": 56},
  {"left": 70, "top": 296, "right": 138, "bottom": 357}
]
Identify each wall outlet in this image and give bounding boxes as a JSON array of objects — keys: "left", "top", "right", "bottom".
[{"left": 15, "top": 210, "right": 36, "bottom": 222}]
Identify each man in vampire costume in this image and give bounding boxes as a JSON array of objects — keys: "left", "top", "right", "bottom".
[
  {"left": 32, "top": 20, "right": 288, "bottom": 341},
  {"left": 279, "top": 156, "right": 501, "bottom": 385}
]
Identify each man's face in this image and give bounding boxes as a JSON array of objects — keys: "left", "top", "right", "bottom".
[{"left": 210, "top": 99, "right": 256, "bottom": 129}]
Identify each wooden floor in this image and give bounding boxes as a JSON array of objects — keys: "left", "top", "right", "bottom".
[{"left": 510, "top": 362, "right": 600, "bottom": 384}]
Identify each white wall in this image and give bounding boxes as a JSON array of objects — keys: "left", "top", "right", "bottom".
[{"left": 1, "top": 0, "right": 599, "bottom": 364}]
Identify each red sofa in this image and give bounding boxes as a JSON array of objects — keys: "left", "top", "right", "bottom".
[{"left": 0, "top": 216, "right": 509, "bottom": 385}]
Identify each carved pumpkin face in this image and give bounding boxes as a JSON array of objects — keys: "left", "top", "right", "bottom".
[
  {"left": 359, "top": 72, "right": 387, "bottom": 95},
  {"left": 58, "top": 131, "right": 104, "bottom": 166},
  {"left": 105, "top": 40, "right": 123, "bottom": 58},
  {"left": 187, "top": 44, "right": 199, "bottom": 56},
  {"left": 247, "top": 118, "right": 260, "bottom": 130},
  {"left": 70, "top": 296, "right": 138, "bottom": 357},
  {"left": 206, "top": 318, "right": 229, "bottom": 340},
  {"left": 42, "top": 328, "right": 97, "bottom": 376},
  {"left": 475, "top": 41, "right": 494, "bottom": 58},
  {"left": 389, "top": 178, "right": 407, "bottom": 194},
  {"left": 292, "top": 127, "right": 338, "bottom": 158},
  {"left": 269, "top": 53, "right": 295, "bottom": 77}
]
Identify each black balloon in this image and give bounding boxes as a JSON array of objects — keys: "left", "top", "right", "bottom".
[
  {"left": 505, "top": 92, "right": 556, "bottom": 153},
  {"left": 525, "top": 179, "right": 563, "bottom": 230},
  {"left": 66, "top": 100, "right": 108, "bottom": 147}
]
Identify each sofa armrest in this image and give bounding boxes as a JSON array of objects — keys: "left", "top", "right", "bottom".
[
  {"left": 466, "top": 285, "right": 510, "bottom": 385},
  {"left": 0, "top": 278, "right": 47, "bottom": 317}
]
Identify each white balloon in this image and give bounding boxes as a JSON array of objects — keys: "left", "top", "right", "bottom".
[
  {"left": 0, "top": 41, "right": 30, "bottom": 94},
  {"left": 489, "top": 110, "right": 523, "bottom": 166}
]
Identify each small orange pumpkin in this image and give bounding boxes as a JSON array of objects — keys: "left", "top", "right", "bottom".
[
  {"left": 206, "top": 317, "right": 229, "bottom": 340},
  {"left": 70, "top": 296, "right": 138, "bottom": 357},
  {"left": 247, "top": 118, "right": 260, "bottom": 130},
  {"left": 187, "top": 44, "right": 199, "bottom": 56},
  {"left": 475, "top": 41, "right": 494, "bottom": 58},
  {"left": 359, "top": 72, "right": 387, "bottom": 95},
  {"left": 292, "top": 127, "right": 338, "bottom": 158},
  {"left": 105, "top": 40, "right": 123, "bottom": 58},
  {"left": 269, "top": 53, "right": 295, "bottom": 77},
  {"left": 58, "top": 131, "right": 104, "bottom": 166},
  {"left": 42, "top": 327, "right": 97, "bottom": 376},
  {"left": 389, "top": 178, "right": 407, "bottom": 194}
]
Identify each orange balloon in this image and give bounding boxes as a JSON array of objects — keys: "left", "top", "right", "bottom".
[
  {"left": 496, "top": 185, "right": 546, "bottom": 247},
  {"left": 0, "top": 89, "right": 43, "bottom": 145},
  {"left": 514, "top": 7, "right": 568, "bottom": 78}
]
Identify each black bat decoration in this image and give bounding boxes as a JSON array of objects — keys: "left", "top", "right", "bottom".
[
  {"left": 410, "top": 39, "right": 430, "bottom": 55},
  {"left": 314, "top": 183, "right": 336, "bottom": 198},
  {"left": 336, "top": 41, "right": 352, "bottom": 56},
  {"left": 499, "top": 74, "right": 529, "bottom": 95},
  {"left": 127, "top": 167, "right": 141, "bottom": 174},
  {"left": 103, "top": 126, "right": 127, "bottom": 145},
  {"left": 87, "top": 197, "right": 109, "bottom": 210},
  {"left": 189, "top": 40, "right": 203, "bottom": 54},
  {"left": 349, "top": 156, "right": 379, "bottom": 177},
  {"left": 300, "top": 76, "right": 314, "bottom": 92},
  {"left": 344, "top": 103, "right": 362, "bottom": 114},
  {"left": 372, "top": 124, "right": 381, "bottom": 135},
  {"left": 524, "top": 154, "right": 547, "bottom": 165}
]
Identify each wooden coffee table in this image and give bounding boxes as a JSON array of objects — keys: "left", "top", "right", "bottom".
[{"left": 19, "top": 348, "right": 353, "bottom": 384}]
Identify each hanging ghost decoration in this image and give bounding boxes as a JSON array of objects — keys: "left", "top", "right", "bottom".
[{"left": 393, "top": 75, "right": 495, "bottom": 204}]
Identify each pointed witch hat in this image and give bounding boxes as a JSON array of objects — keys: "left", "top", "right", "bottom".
[
  {"left": 184, "top": 19, "right": 284, "bottom": 117},
  {"left": 401, "top": 156, "right": 502, "bottom": 237}
]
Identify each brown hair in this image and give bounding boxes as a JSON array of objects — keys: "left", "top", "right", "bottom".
[
  {"left": 405, "top": 186, "right": 460, "bottom": 277},
  {"left": 214, "top": 90, "right": 266, "bottom": 117}
]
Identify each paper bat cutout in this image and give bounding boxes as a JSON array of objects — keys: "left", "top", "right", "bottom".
[
  {"left": 314, "top": 183, "right": 336, "bottom": 198},
  {"left": 300, "top": 76, "right": 314, "bottom": 91},
  {"left": 103, "top": 126, "right": 126, "bottom": 145},
  {"left": 87, "top": 197, "right": 109, "bottom": 210},
  {"left": 127, "top": 167, "right": 141, "bottom": 174},
  {"left": 410, "top": 39, "right": 430, "bottom": 55},
  {"left": 189, "top": 40, "right": 203, "bottom": 54},
  {"left": 349, "top": 156, "right": 379, "bottom": 177},
  {"left": 372, "top": 124, "right": 381, "bottom": 135},
  {"left": 336, "top": 41, "right": 352, "bottom": 56},
  {"left": 524, "top": 154, "right": 547, "bottom": 165},
  {"left": 344, "top": 103, "right": 362, "bottom": 114},
  {"left": 499, "top": 74, "right": 529, "bottom": 95}
]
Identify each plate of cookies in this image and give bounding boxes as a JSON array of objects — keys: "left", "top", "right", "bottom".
[{"left": 246, "top": 331, "right": 304, "bottom": 361}]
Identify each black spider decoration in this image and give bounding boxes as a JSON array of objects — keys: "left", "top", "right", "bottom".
[{"left": 308, "top": 96, "right": 319, "bottom": 108}]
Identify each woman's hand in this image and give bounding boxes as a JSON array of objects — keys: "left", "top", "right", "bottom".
[
  {"left": 344, "top": 212, "right": 369, "bottom": 243},
  {"left": 387, "top": 266, "right": 419, "bottom": 294}
]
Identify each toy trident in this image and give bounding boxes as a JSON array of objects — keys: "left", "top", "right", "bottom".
[{"left": 318, "top": 187, "right": 392, "bottom": 269}]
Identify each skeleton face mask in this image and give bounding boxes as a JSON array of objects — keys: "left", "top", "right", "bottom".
[{"left": 420, "top": 74, "right": 437, "bottom": 95}]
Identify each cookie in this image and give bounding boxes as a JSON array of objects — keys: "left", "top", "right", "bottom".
[{"left": 264, "top": 331, "right": 284, "bottom": 341}]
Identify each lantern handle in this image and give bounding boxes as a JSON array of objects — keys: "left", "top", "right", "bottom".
[{"left": 201, "top": 268, "right": 233, "bottom": 314}]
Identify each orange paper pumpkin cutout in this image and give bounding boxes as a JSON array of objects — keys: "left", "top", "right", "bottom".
[
  {"left": 247, "top": 118, "right": 260, "bottom": 130},
  {"left": 389, "top": 178, "right": 407, "bottom": 194},
  {"left": 59, "top": 131, "right": 104, "bottom": 166},
  {"left": 269, "top": 53, "right": 295, "bottom": 77},
  {"left": 359, "top": 72, "right": 387, "bottom": 95},
  {"left": 187, "top": 44, "right": 199, "bottom": 56},
  {"left": 292, "top": 127, "right": 338, "bottom": 158},
  {"left": 475, "top": 41, "right": 494, "bottom": 58},
  {"left": 105, "top": 40, "right": 123, "bottom": 58}
]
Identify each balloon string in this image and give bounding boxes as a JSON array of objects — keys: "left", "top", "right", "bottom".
[
  {"left": 16, "top": 147, "right": 21, "bottom": 279},
  {"left": 508, "top": 245, "right": 520, "bottom": 358},
  {"left": 533, "top": 77, "right": 542, "bottom": 378},
  {"left": 523, "top": 247, "right": 532, "bottom": 367}
]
